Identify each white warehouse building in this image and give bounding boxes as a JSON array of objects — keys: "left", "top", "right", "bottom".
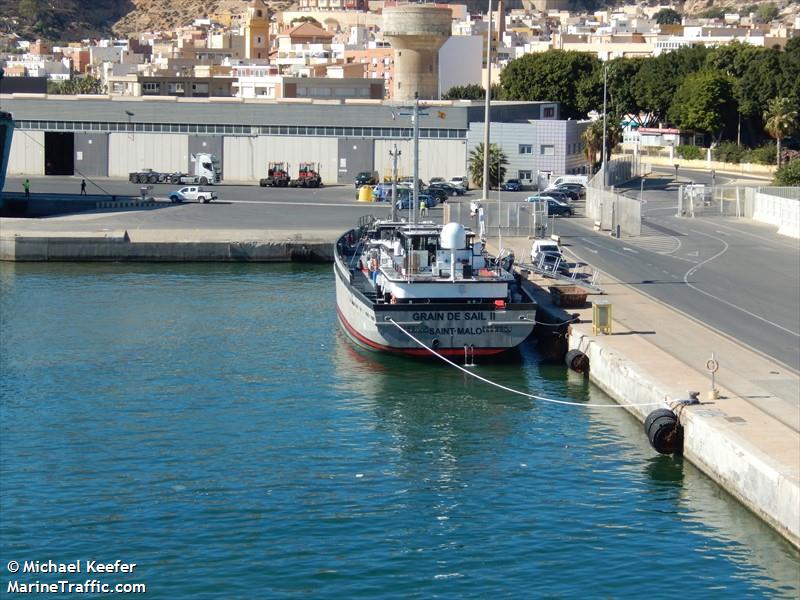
[{"left": 1, "top": 95, "right": 590, "bottom": 186}]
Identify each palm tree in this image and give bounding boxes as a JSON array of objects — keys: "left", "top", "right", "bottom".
[
  {"left": 468, "top": 143, "right": 509, "bottom": 190},
  {"left": 582, "top": 120, "right": 604, "bottom": 173},
  {"left": 764, "top": 97, "right": 798, "bottom": 168}
]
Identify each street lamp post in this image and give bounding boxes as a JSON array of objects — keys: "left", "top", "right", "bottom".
[
  {"left": 390, "top": 144, "right": 401, "bottom": 222},
  {"left": 601, "top": 63, "right": 608, "bottom": 189},
  {"left": 125, "top": 110, "right": 135, "bottom": 141},
  {"left": 482, "top": 0, "right": 493, "bottom": 203}
]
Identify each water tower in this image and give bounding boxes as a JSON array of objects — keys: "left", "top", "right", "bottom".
[{"left": 382, "top": 6, "right": 452, "bottom": 101}]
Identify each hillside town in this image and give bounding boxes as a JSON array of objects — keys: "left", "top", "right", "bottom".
[{"left": 1, "top": 1, "right": 798, "bottom": 101}]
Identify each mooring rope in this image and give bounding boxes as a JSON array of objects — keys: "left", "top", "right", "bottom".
[{"left": 386, "top": 318, "right": 666, "bottom": 409}]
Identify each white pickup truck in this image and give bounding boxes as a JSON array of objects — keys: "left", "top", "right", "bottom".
[{"left": 168, "top": 186, "right": 218, "bottom": 204}]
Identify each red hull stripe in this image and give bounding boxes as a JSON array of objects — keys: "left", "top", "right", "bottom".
[{"left": 336, "top": 306, "right": 507, "bottom": 357}]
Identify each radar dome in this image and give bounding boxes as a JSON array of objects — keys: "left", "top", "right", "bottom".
[{"left": 440, "top": 222, "right": 466, "bottom": 250}]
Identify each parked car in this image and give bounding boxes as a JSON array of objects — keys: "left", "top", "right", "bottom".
[
  {"left": 168, "top": 186, "right": 218, "bottom": 203},
  {"left": 552, "top": 185, "right": 580, "bottom": 201},
  {"left": 396, "top": 194, "right": 437, "bottom": 210},
  {"left": 501, "top": 179, "right": 523, "bottom": 192},
  {"left": 355, "top": 171, "right": 379, "bottom": 188},
  {"left": 545, "top": 198, "right": 573, "bottom": 216},
  {"left": 555, "top": 182, "right": 586, "bottom": 197},
  {"left": 425, "top": 186, "right": 449, "bottom": 202},
  {"left": 449, "top": 176, "right": 469, "bottom": 190},
  {"left": 429, "top": 177, "right": 446, "bottom": 185},
  {"left": 428, "top": 182, "right": 466, "bottom": 196},
  {"left": 539, "top": 189, "right": 572, "bottom": 203},
  {"left": 399, "top": 176, "right": 424, "bottom": 190}
]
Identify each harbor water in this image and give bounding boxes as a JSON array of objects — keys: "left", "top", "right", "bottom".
[{"left": 1, "top": 263, "right": 798, "bottom": 598}]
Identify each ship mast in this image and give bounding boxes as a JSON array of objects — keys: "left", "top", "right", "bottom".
[{"left": 481, "top": 0, "right": 493, "bottom": 204}]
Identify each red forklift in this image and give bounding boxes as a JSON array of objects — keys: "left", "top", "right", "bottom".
[
  {"left": 289, "top": 162, "right": 323, "bottom": 188},
  {"left": 259, "top": 162, "right": 291, "bottom": 187}
]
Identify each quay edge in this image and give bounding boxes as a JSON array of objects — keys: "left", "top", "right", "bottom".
[{"left": 0, "top": 230, "right": 336, "bottom": 262}]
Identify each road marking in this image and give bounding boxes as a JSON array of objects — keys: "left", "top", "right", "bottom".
[
  {"left": 224, "top": 199, "right": 383, "bottom": 208},
  {"left": 685, "top": 230, "right": 800, "bottom": 338},
  {"left": 568, "top": 244, "right": 799, "bottom": 376},
  {"left": 714, "top": 230, "right": 730, "bottom": 236},
  {"left": 687, "top": 250, "right": 699, "bottom": 257},
  {"left": 623, "top": 247, "right": 639, "bottom": 253},
  {"left": 709, "top": 219, "right": 800, "bottom": 251}
]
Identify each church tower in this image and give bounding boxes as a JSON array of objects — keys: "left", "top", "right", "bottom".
[{"left": 245, "top": 0, "right": 270, "bottom": 60}]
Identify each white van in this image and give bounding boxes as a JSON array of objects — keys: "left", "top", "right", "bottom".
[{"left": 547, "top": 175, "right": 588, "bottom": 189}]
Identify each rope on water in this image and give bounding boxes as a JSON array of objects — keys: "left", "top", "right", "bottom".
[{"left": 386, "top": 318, "right": 666, "bottom": 409}]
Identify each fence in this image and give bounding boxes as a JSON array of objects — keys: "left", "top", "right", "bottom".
[
  {"left": 676, "top": 185, "right": 800, "bottom": 239},
  {"left": 444, "top": 200, "right": 547, "bottom": 238},
  {"left": 585, "top": 187, "right": 642, "bottom": 237},
  {"left": 587, "top": 154, "right": 648, "bottom": 189}
]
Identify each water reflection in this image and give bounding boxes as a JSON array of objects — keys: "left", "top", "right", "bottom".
[{"left": 584, "top": 383, "right": 800, "bottom": 594}]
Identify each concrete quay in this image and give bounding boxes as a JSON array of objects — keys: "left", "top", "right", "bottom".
[
  {"left": 0, "top": 225, "right": 336, "bottom": 262},
  {"left": 498, "top": 236, "right": 799, "bottom": 549}
]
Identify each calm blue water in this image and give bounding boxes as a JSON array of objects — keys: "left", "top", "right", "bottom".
[{"left": 1, "top": 263, "right": 798, "bottom": 599}]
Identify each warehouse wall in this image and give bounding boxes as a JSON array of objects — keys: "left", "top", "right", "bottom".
[
  {"left": 108, "top": 133, "right": 189, "bottom": 178},
  {"left": 373, "top": 139, "right": 467, "bottom": 183},
  {"left": 223, "top": 136, "right": 338, "bottom": 183},
  {"left": 6, "top": 130, "right": 45, "bottom": 175},
  {"left": 74, "top": 133, "right": 109, "bottom": 178}
]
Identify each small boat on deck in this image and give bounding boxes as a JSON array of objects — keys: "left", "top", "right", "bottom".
[{"left": 333, "top": 216, "right": 537, "bottom": 361}]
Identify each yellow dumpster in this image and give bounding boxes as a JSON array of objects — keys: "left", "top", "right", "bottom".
[{"left": 358, "top": 185, "right": 374, "bottom": 202}]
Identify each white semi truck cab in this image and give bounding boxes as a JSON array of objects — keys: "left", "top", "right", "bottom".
[
  {"left": 129, "top": 153, "right": 221, "bottom": 185},
  {"left": 188, "top": 153, "right": 221, "bottom": 184}
]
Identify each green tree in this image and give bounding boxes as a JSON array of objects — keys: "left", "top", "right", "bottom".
[
  {"left": 500, "top": 50, "right": 602, "bottom": 119},
  {"left": 773, "top": 159, "right": 800, "bottom": 185},
  {"left": 606, "top": 57, "right": 646, "bottom": 125},
  {"left": 706, "top": 43, "right": 782, "bottom": 144},
  {"left": 654, "top": 8, "right": 681, "bottom": 24},
  {"left": 668, "top": 70, "right": 737, "bottom": 140},
  {"left": 443, "top": 84, "right": 499, "bottom": 100},
  {"left": 635, "top": 45, "right": 710, "bottom": 125},
  {"left": 290, "top": 16, "right": 319, "bottom": 26},
  {"left": 754, "top": 3, "right": 779, "bottom": 23},
  {"left": 582, "top": 120, "right": 603, "bottom": 172},
  {"left": 763, "top": 97, "right": 798, "bottom": 166},
  {"left": 778, "top": 38, "right": 800, "bottom": 125},
  {"left": 468, "top": 143, "right": 508, "bottom": 190},
  {"left": 48, "top": 75, "right": 105, "bottom": 95}
]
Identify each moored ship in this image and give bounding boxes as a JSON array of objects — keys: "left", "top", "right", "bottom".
[{"left": 334, "top": 216, "right": 537, "bottom": 360}]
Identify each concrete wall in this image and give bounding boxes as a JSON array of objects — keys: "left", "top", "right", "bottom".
[
  {"left": 74, "top": 133, "right": 109, "bottom": 177},
  {"left": 0, "top": 233, "right": 334, "bottom": 262},
  {"left": 6, "top": 129, "right": 44, "bottom": 175},
  {"left": 751, "top": 192, "right": 800, "bottom": 239},
  {"left": 223, "top": 135, "right": 338, "bottom": 183},
  {"left": 373, "top": 138, "right": 466, "bottom": 182},
  {"left": 644, "top": 154, "right": 776, "bottom": 176},
  {"left": 109, "top": 133, "right": 189, "bottom": 177}
]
